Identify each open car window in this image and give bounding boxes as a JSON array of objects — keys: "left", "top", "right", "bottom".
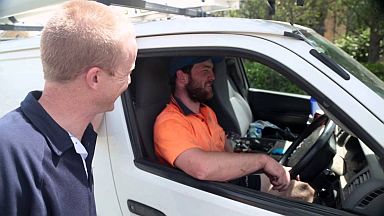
[{"left": 243, "top": 59, "right": 308, "bottom": 96}]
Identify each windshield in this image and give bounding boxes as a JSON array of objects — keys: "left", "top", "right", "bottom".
[{"left": 303, "top": 31, "right": 384, "bottom": 100}]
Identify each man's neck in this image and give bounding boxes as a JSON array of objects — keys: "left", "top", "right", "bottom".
[
  {"left": 174, "top": 92, "right": 200, "bottom": 114},
  {"left": 38, "top": 82, "right": 95, "bottom": 140}
]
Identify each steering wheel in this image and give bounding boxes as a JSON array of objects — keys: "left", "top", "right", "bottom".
[{"left": 279, "top": 115, "right": 336, "bottom": 181}]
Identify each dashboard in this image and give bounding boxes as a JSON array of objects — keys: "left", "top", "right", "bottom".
[{"left": 336, "top": 132, "right": 384, "bottom": 215}]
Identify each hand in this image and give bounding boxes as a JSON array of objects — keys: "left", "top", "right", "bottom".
[
  {"left": 282, "top": 180, "right": 315, "bottom": 202},
  {"left": 265, "top": 179, "right": 315, "bottom": 203},
  {"left": 263, "top": 156, "right": 290, "bottom": 191}
]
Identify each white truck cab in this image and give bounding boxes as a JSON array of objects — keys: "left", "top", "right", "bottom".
[{"left": 1, "top": 17, "right": 384, "bottom": 216}]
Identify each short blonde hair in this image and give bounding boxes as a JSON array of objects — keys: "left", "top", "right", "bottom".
[{"left": 41, "top": 0, "right": 135, "bottom": 82}]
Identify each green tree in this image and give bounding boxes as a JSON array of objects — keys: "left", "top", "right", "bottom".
[
  {"left": 221, "top": 0, "right": 332, "bottom": 36},
  {"left": 341, "top": 0, "right": 384, "bottom": 63},
  {"left": 214, "top": 0, "right": 384, "bottom": 88},
  {"left": 230, "top": 0, "right": 270, "bottom": 19},
  {"left": 335, "top": 29, "right": 370, "bottom": 62},
  {"left": 217, "top": 0, "right": 383, "bottom": 63},
  {"left": 244, "top": 60, "right": 307, "bottom": 95}
]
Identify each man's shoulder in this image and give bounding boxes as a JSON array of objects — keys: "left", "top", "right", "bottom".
[
  {"left": 155, "top": 103, "right": 185, "bottom": 123},
  {"left": 0, "top": 108, "right": 25, "bottom": 132},
  {"left": 0, "top": 109, "right": 45, "bottom": 150}
]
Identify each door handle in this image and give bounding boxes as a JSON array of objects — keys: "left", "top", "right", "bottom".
[{"left": 127, "top": 199, "right": 166, "bottom": 216}]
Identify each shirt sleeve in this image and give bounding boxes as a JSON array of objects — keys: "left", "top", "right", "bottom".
[{"left": 154, "top": 115, "right": 203, "bottom": 166}]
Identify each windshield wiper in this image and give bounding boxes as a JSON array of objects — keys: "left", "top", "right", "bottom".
[
  {"left": 310, "top": 49, "right": 350, "bottom": 80},
  {"left": 283, "top": 25, "right": 350, "bottom": 80}
]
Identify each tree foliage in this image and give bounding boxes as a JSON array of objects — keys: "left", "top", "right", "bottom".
[
  {"left": 244, "top": 60, "right": 307, "bottom": 95},
  {"left": 335, "top": 29, "right": 371, "bottom": 62},
  {"left": 340, "top": 0, "right": 384, "bottom": 63},
  {"left": 218, "top": 0, "right": 384, "bottom": 63},
  {"left": 363, "top": 63, "right": 384, "bottom": 81},
  {"left": 224, "top": 1, "right": 333, "bottom": 35},
  {"left": 214, "top": 0, "right": 384, "bottom": 93}
]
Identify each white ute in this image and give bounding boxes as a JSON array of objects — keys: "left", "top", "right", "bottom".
[{"left": 1, "top": 17, "right": 384, "bottom": 216}]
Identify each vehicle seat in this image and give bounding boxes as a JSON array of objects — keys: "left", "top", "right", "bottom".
[
  {"left": 210, "top": 60, "right": 253, "bottom": 137},
  {"left": 130, "top": 57, "right": 171, "bottom": 161}
]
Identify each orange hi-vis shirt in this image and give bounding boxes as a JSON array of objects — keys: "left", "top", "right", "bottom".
[{"left": 154, "top": 97, "right": 226, "bottom": 166}]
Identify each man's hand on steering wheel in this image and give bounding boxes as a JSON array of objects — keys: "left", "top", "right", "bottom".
[
  {"left": 279, "top": 114, "right": 336, "bottom": 181},
  {"left": 263, "top": 156, "right": 290, "bottom": 191}
]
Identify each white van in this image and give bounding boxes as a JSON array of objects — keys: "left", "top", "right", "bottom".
[{"left": 1, "top": 17, "right": 384, "bottom": 216}]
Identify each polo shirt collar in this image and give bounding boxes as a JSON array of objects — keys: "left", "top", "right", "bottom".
[
  {"left": 172, "top": 96, "right": 208, "bottom": 116},
  {"left": 20, "top": 91, "right": 96, "bottom": 157},
  {"left": 173, "top": 96, "right": 195, "bottom": 115}
]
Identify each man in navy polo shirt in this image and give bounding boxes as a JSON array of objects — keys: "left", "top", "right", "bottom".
[{"left": 0, "top": 0, "right": 137, "bottom": 215}]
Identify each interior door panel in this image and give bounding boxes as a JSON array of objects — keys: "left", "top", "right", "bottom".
[{"left": 248, "top": 90, "right": 310, "bottom": 133}]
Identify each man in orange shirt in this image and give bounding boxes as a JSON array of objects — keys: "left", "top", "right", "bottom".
[{"left": 154, "top": 57, "right": 314, "bottom": 201}]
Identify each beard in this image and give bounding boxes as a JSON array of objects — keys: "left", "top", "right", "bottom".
[{"left": 186, "top": 79, "right": 214, "bottom": 103}]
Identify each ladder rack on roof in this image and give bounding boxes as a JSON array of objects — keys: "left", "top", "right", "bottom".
[
  {"left": 99, "top": 0, "right": 206, "bottom": 17},
  {"left": 0, "top": 0, "right": 210, "bottom": 31}
]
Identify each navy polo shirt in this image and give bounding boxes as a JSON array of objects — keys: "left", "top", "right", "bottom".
[{"left": 0, "top": 91, "right": 97, "bottom": 216}]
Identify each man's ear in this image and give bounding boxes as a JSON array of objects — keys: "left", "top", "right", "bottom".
[
  {"left": 176, "top": 70, "right": 188, "bottom": 84},
  {"left": 85, "top": 67, "right": 102, "bottom": 90}
]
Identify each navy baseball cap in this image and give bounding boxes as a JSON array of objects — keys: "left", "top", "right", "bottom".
[{"left": 169, "top": 56, "right": 223, "bottom": 78}]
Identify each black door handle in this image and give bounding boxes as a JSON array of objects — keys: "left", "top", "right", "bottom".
[{"left": 127, "top": 199, "right": 166, "bottom": 216}]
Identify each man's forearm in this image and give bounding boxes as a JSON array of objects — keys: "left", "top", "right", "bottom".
[{"left": 175, "top": 148, "right": 268, "bottom": 181}]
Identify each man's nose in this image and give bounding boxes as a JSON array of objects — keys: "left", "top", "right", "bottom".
[{"left": 208, "top": 70, "right": 215, "bottom": 81}]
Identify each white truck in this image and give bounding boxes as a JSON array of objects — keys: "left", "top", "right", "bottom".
[{"left": 1, "top": 17, "right": 384, "bottom": 216}]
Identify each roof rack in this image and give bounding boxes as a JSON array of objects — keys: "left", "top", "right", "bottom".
[
  {"left": 98, "top": 0, "right": 206, "bottom": 17},
  {"left": 0, "top": 23, "right": 43, "bottom": 31},
  {"left": 0, "top": 0, "right": 222, "bottom": 32}
]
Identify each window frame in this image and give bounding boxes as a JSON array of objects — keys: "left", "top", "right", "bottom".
[{"left": 121, "top": 45, "right": 359, "bottom": 215}]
